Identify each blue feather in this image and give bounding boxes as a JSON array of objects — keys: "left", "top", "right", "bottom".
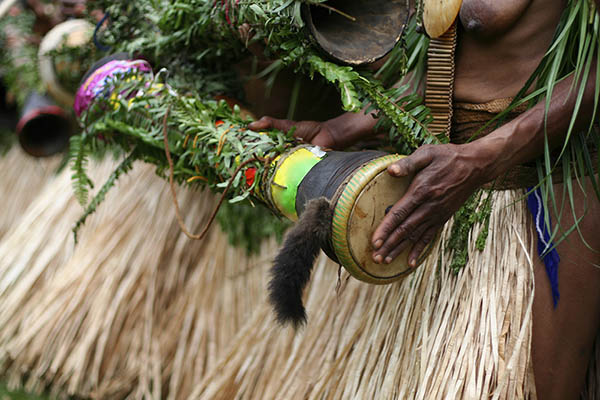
[{"left": 526, "top": 187, "right": 560, "bottom": 307}]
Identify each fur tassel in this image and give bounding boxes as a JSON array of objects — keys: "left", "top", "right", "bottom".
[{"left": 268, "top": 197, "right": 332, "bottom": 328}]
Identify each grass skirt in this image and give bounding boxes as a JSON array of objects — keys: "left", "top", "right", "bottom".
[
  {"left": 0, "top": 158, "right": 273, "bottom": 398},
  {"left": 0, "top": 148, "right": 60, "bottom": 240},
  {"left": 2, "top": 163, "right": 597, "bottom": 398},
  {"left": 190, "top": 189, "right": 538, "bottom": 399}
]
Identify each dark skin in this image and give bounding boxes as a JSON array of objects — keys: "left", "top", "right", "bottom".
[{"left": 249, "top": 1, "right": 600, "bottom": 398}]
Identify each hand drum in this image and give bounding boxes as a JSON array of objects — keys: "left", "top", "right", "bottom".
[{"left": 272, "top": 148, "right": 432, "bottom": 284}]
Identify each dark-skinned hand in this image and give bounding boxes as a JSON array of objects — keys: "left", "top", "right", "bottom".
[
  {"left": 248, "top": 116, "right": 341, "bottom": 149},
  {"left": 371, "top": 142, "right": 492, "bottom": 267}
]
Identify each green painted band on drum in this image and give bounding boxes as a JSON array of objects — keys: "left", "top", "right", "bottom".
[{"left": 270, "top": 147, "right": 324, "bottom": 221}]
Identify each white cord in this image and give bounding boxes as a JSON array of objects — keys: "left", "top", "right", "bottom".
[{"left": 0, "top": 0, "right": 19, "bottom": 20}]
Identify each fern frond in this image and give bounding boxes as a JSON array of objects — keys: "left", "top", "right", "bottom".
[
  {"left": 72, "top": 150, "right": 138, "bottom": 243},
  {"left": 303, "top": 54, "right": 363, "bottom": 112},
  {"left": 69, "top": 135, "right": 94, "bottom": 207}
]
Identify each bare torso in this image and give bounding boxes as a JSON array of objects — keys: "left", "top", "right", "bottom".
[
  {"left": 454, "top": 0, "right": 565, "bottom": 103},
  {"left": 454, "top": 2, "right": 600, "bottom": 399}
]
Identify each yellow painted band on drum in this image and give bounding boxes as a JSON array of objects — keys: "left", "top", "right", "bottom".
[
  {"left": 270, "top": 148, "right": 323, "bottom": 221},
  {"left": 331, "top": 154, "right": 405, "bottom": 284}
]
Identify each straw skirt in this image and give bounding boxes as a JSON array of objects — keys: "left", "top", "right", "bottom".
[
  {"left": 0, "top": 158, "right": 274, "bottom": 398},
  {"left": 0, "top": 147, "right": 61, "bottom": 240},
  {"left": 189, "top": 189, "right": 538, "bottom": 399},
  {"left": 2, "top": 162, "right": 598, "bottom": 398}
]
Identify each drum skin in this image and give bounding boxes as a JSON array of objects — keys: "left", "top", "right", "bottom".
[
  {"left": 38, "top": 19, "right": 94, "bottom": 107},
  {"left": 331, "top": 154, "right": 432, "bottom": 284}
]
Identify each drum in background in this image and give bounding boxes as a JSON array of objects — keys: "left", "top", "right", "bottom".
[
  {"left": 38, "top": 19, "right": 94, "bottom": 107},
  {"left": 302, "top": 0, "right": 409, "bottom": 65},
  {"left": 16, "top": 92, "right": 72, "bottom": 157}
]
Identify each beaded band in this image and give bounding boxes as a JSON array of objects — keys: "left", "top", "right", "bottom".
[{"left": 74, "top": 59, "right": 152, "bottom": 116}]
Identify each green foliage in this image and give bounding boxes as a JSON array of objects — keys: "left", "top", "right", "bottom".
[
  {"left": 370, "top": 15, "right": 434, "bottom": 154},
  {"left": 363, "top": 82, "right": 437, "bottom": 154},
  {"left": 87, "top": 0, "right": 306, "bottom": 96},
  {"left": 216, "top": 201, "right": 290, "bottom": 253},
  {"left": 69, "top": 0, "right": 437, "bottom": 253},
  {"left": 73, "top": 0, "right": 438, "bottom": 247},
  {"left": 86, "top": 0, "right": 432, "bottom": 130},
  {"left": 302, "top": 54, "right": 363, "bottom": 112},
  {"left": 485, "top": 0, "right": 600, "bottom": 250},
  {"left": 0, "top": 9, "right": 43, "bottom": 109},
  {"left": 0, "top": 384, "right": 50, "bottom": 400},
  {"left": 537, "top": 0, "right": 600, "bottom": 250},
  {"left": 72, "top": 54, "right": 436, "bottom": 249},
  {"left": 375, "top": 16, "right": 429, "bottom": 89},
  {"left": 69, "top": 134, "right": 94, "bottom": 206},
  {"left": 73, "top": 67, "right": 296, "bottom": 231},
  {"left": 70, "top": 0, "right": 600, "bottom": 262},
  {"left": 446, "top": 190, "right": 493, "bottom": 273},
  {"left": 72, "top": 150, "right": 138, "bottom": 241}
]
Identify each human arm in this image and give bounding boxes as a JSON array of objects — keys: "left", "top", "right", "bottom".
[
  {"left": 247, "top": 66, "right": 425, "bottom": 147},
  {"left": 371, "top": 64, "right": 599, "bottom": 266},
  {"left": 248, "top": 108, "right": 379, "bottom": 149}
]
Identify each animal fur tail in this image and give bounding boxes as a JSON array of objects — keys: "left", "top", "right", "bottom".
[{"left": 268, "top": 197, "right": 333, "bottom": 328}]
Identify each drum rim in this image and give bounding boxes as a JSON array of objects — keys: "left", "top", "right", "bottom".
[{"left": 331, "top": 154, "right": 411, "bottom": 284}]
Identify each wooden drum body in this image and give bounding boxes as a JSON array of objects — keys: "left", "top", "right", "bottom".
[{"left": 269, "top": 146, "right": 429, "bottom": 285}]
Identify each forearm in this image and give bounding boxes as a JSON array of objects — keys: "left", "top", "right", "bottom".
[
  {"left": 327, "top": 68, "right": 426, "bottom": 147},
  {"left": 325, "top": 109, "right": 379, "bottom": 147},
  {"left": 471, "top": 65, "right": 598, "bottom": 182}
]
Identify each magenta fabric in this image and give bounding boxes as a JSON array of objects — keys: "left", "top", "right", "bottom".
[{"left": 74, "top": 59, "right": 152, "bottom": 116}]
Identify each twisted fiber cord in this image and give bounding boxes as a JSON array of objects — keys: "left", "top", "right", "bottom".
[{"left": 162, "top": 106, "right": 259, "bottom": 240}]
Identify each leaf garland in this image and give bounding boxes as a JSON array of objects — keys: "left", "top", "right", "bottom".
[
  {"left": 70, "top": 0, "right": 440, "bottom": 249},
  {"left": 86, "top": 0, "right": 432, "bottom": 131},
  {"left": 69, "top": 133, "right": 95, "bottom": 206},
  {"left": 72, "top": 67, "right": 296, "bottom": 237}
]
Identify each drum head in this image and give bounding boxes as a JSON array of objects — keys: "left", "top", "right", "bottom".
[
  {"left": 331, "top": 155, "right": 433, "bottom": 284},
  {"left": 303, "top": 0, "right": 409, "bottom": 65},
  {"left": 348, "top": 169, "right": 414, "bottom": 282}
]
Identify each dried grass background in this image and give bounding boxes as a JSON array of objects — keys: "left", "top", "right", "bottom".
[
  {"left": 0, "top": 148, "right": 61, "bottom": 240},
  {"left": 0, "top": 154, "right": 272, "bottom": 398}
]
